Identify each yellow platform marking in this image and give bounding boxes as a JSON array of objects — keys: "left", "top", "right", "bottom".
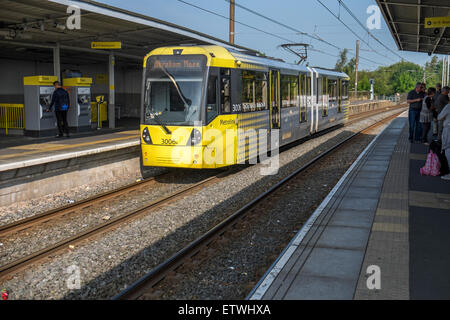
[
  {"left": 409, "top": 190, "right": 450, "bottom": 210},
  {"left": 0, "top": 133, "right": 139, "bottom": 160},
  {"left": 380, "top": 192, "right": 408, "bottom": 200},
  {"left": 9, "top": 144, "right": 68, "bottom": 150},
  {"left": 376, "top": 208, "right": 408, "bottom": 217},
  {"left": 372, "top": 222, "right": 408, "bottom": 233},
  {"left": 409, "top": 153, "right": 427, "bottom": 161}
]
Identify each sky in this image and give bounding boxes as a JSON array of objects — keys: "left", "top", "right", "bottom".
[{"left": 96, "top": 0, "right": 445, "bottom": 71}]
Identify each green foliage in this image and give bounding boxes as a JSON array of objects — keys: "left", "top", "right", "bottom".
[
  {"left": 335, "top": 50, "right": 444, "bottom": 96},
  {"left": 335, "top": 48, "right": 349, "bottom": 72}
]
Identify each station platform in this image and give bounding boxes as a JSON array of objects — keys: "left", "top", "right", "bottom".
[
  {"left": 0, "top": 130, "right": 139, "bottom": 174},
  {"left": 249, "top": 112, "right": 450, "bottom": 300}
]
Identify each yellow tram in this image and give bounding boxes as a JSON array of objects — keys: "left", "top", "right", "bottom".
[{"left": 140, "top": 45, "right": 349, "bottom": 171}]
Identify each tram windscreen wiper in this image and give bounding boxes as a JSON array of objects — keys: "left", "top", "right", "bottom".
[
  {"left": 161, "top": 66, "right": 192, "bottom": 108},
  {"left": 150, "top": 111, "right": 172, "bottom": 135}
]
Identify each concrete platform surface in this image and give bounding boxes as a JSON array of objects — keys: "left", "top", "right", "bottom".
[
  {"left": 249, "top": 112, "right": 450, "bottom": 300},
  {"left": 0, "top": 130, "right": 139, "bottom": 172}
]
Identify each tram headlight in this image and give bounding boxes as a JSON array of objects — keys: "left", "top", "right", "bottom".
[
  {"left": 142, "top": 127, "right": 152, "bottom": 144},
  {"left": 188, "top": 128, "right": 202, "bottom": 146}
]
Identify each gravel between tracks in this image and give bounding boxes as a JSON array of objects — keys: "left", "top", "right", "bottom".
[
  {"left": 0, "top": 109, "right": 404, "bottom": 299},
  {"left": 151, "top": 117, "right": 392, "bottom": 299},
  {"left": 0, "top": 170, "right": 220, "bottom": 267}
]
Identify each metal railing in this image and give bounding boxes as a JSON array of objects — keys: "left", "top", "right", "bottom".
[
  {"left": 0, "top": 104, "right": 25, "bottom": 135},
  {"left": 349, "top": 91, "right": 407, "bottom": 104}
]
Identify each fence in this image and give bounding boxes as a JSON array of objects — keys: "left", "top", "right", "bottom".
[
  {"left": 349, "top": 91, "right": 407, "bottom": 104},
  {"left": 0, "top": 104, "right": 25, "bottom": 135}
]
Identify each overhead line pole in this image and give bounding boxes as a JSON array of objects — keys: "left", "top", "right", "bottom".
[{"left": 229, "top": 0, "right": 235, "bottom": 44}]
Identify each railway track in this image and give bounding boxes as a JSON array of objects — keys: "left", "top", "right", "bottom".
[
  {"left": 1, "top": 103, "right": 403, "bottom": 238},
  {"left": 0, "top": 105, "right": 405, "bottom": 283},
  {"left": 0, "top": 175, "right": 168, "bottom": 237},
  {"left": 0, "top": 172, "right": 228, "bottom": 280},
  {"left": 113, "top": 109, "right": 405, "bottom": 300}
]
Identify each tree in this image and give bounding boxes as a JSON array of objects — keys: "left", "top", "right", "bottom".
[
  {"left": 424, "top": 55, "right": 443, "bottom": 87},
  {"left": 335, "top": 49, "right": 349, "bottom": 72},
  {"left": 334, "top": 53, "right": 428, "bottom": 95}
]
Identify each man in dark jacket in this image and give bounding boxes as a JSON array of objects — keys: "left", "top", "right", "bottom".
[
  {"left": 48, "top": 81, "right": 70, "bottom": 138},
  {"left": 407, "top": 82, "right": 425, "bottom": 143}
]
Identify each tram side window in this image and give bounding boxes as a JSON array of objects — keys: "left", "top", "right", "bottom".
[
  {"left": 255, "top": 72, "right": 268, "bottom": 111},
  {"left": 316, "top": 78, "right": 319, "bottom": 104},
  {"left": 281, "top": 75, "right": 289, "bottom": 108},
  {"left": 299, "top": 74, "right": 307, "bottom": 122},
  {"left": 337, "top": 79, "right": 342, "bottom": 113},
  {"left": 306, "top": 76, "right": 311, "bottom": 97},
  {"left": 342, "top": 80, "right": 349, "bottom": 100},
  {"left": 241, "top": 70, "right": 255, "bottom": 112},
  {"left": 221, "top": 69, "right": 231, "bottom": 113},
  {"left": 337, "top": 79, "right": 349, "bottom": 113},
  {"left": 322, "top": 77, "right": 328, "bottom": 117},
  {"left": 241, "top": 70, "right": 267, "bottom": 112},
  {"left": 281, "top": 75, "right": 298, "bottom": 108},
  {"left": 290, "top": 76, "right": 298, "bottom": 107},
  {"left": 328, "top": 80, "right": 337, "bottom": 103},
  {"left": 207, "top": 75, "right": 218, "bottom": 123}
]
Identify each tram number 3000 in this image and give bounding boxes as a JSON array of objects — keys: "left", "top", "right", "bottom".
[{"left": 161, "top": 138, "right": 177, "bottom": 145}]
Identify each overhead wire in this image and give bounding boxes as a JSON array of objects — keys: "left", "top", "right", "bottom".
[
  {"left": 221, "top": 0, "right": 386, "bottom": 66},
  {"left": 176, "top": 0, "right": 386, "bottom": 67},
  {"left": 315, "top": 0, "right": 398, "bottom": 63},
  {"left": 338, "top": 0, "right": 405, "bottom": 61}
]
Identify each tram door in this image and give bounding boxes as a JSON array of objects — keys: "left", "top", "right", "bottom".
[{"left": 270, "top": 70, "right": 281, "bottom": 129}]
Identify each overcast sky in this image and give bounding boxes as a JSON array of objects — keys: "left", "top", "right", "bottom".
[{"left": 97, "top": 0, "right": 444, "bottom": 71}]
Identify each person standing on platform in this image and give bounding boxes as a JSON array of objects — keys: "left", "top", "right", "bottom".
[
  {"left": 432, "top": 83, "right": 442, "bottom": 136},
  {"left": 438, "top": 102, "right": 450, "bottom": 180},
  {"left": 421, "top": 83, "right": 426, "bottom": 92},
  {"left": 407, "top": 82, "right": 425, "bottom": 143},
  {"left": 435, "top": 86, "right": 450, "bottom": 141},
  {"left": 420, "top": 87, "right": 436, "bottom": 145},
  {"left": 435, "top": 83, "right": 442, "bottom": 97},
  {"left": 48, "top": 81, "right": 70, "bottom": 138}
]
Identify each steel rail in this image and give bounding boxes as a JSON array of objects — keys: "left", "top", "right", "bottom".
[
  {"left": 0, "top": 174, "right": 223, "bottom": 280},
  {"left": 113, "top": 110, "right": 404, "bottom": 300},
  {"left": 0, "top": 104, "right": 403, "bottom": 237},
  {"left": 0, "top": 174, "right": 165, "bottom": 237}
]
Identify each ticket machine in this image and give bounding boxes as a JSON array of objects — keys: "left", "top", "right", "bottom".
[
  {"left": 63, "top": 77, "right": 93, "bottom": 132},
  {"left": 23, "top": 76, "right": 58, "bottom": 137}
]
